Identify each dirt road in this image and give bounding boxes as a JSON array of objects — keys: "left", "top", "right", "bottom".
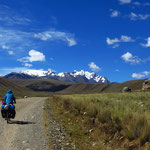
[{"left": 0, "top": 97, "right": 47, "bottom": 150}]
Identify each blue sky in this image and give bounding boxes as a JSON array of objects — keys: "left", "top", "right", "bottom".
[{"left": 0, "top": 0, "right": 150, "bottom": 82}]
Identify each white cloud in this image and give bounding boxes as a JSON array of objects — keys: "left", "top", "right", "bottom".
[
  {"left": 8, "top": 51, "right": 14, "bottom": 55},
  {"left": 133, "top": 2, "right": 141, "bottom": 6},
  {"left": 0, "top": 27, "right": 35, "bottom": 55},
  {"left": 0, "top": 5, "right": 31, "bottom": 26},
  {"left": 2, "top": 44, "right": 9, "bottom": 49},
  {"left": 88, "top": 62, "right": 101, "bottom": 72},
  {"left": 24, "top": 63, "right": 32, "bottom": 67},
  {"left": 106, "top": 35, "right": 134, "bottom": 48},
  {"left": 133, "top": 2, "right": 150, "bottom": 6},
  {"left": 34, "top": 30, "right": 77, "bottom": 47},
  {"left": 119, "top": 0, "right": 131, "bottom": 4},
  {"left": 112, "top": 44, "right": 120, "bottom": 48},
  {"left": 121, "top": 52, "right": 142, "bottom": 65},
  {"left": 106, "top": 38, "right": 120, "bottom": 45},
  {"left": 34, "top": 32, "right": 52, "bottom": 40},
  {"left": 121, "top": 35, "right": 134, "bottom": 42},
  {"left": 18, "top": 50, "right": 46, "bottom": 63},
  {"left": 110, "top": 10, "right": 120, "bottom": 18},
  {"left": 0, "top": 27, "right": 77, "bottom": 58},
  {"left": 1, "top": 44, "right": 14, "bottom": 55},
  {"left": 130, "top": 12, "right": 150, "bottom": 20},
  {"left": 115, "top": 69, "right": 120, "bottom": 72},
  {"left": 141, "top": 37, "right": 150, "bottom": 47},
  {"left": 66, "top": 38, "right": 77, "bottom": 47},
  {"left": 132, "top": 71, "right": 150, "bottom": 79}
]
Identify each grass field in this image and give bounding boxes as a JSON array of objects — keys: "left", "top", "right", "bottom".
[{"left": 46, "top": 92, "right": 150, "bottom": 150}]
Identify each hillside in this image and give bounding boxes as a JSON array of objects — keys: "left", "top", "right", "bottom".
[
  {"left": 8, "top": 78, "right": 71, "bottom": 92},
  {"left": 3, "top": 77, "right": 147, "bottom": 96},
  {"left": 59, "top": 79, "right": 146, "bottom": 94},
  {"left": 0, "top": 77, "right": 37, "bottom": 98}
]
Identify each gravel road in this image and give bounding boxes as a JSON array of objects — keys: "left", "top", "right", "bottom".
[{"left": 0, "top": 97, "right": 47, "bottom": 150}]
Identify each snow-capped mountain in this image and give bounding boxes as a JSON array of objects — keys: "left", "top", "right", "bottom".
[
  {"left": 20, "top": 69, "right": 56, "bottom": 77},
  {"left": 4, "top": 69, "right": 110, "bottom": 83}
]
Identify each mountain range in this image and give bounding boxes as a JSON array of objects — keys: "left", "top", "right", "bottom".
[{"left": 4, "top": 70, "right": 110, "bottom": 83}]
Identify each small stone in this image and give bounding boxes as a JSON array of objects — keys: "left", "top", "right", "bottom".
[
  {"left": 66, "top": 143, "right": 70, "bottom": 146},
  {"left": 73, "top": 144, "right": 76, "bottom": 149},
  {"left": 22, "top": 141, "right": 29, "bottom": 144},
  {"left": 89, "top": 129, "right": 93, "bottom": 133},
  {"left": 92, "top": 143, "right": 96, "bottom": 147},
  {"left": 56, "top": 128, "right": 60, "bottom": 131},
  {"left": 83, "top": 112, "right": 86, "bottom": 115}
]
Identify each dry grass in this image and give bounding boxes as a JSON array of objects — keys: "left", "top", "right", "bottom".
[{"left": 49, "top": 92, "right": 150, "bottom": 149}]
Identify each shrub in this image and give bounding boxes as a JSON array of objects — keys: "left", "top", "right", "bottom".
[
  {"left": 71, "top": 101, "right": 84, "bottom": 115},
  {"left": 98, "top": 109, "right": 112, "bottom": 124},
  {"left": 86, "top": 103, "right": 98, "bottom": 118},
  {"left": 63, "top": 98, "right": 72, "bottom": 110},
  {"left": 139, "top": 124, "right": 150, "bottom": 146},
  {"left": 123, "top": 114, "right": 150, "bottom": 142}
]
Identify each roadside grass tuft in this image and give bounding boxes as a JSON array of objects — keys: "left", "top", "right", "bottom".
[{"left": 48, "top": 92, "right": 150, "bottom": 149}]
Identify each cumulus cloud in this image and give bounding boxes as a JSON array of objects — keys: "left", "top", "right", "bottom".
[
  {"left": 34, "top": 30, "right": 77, "bottom": 47},
  {"left": 18, "top": 50, "right": 46, "bottom": 63},
  {"left": 132, "top": 71, "right": 150, "bottom": 79},
  {"left": 88, "top": 62, "right": 101, "bottom": 72},
  {"left": 130, "top": 12, "right": 150, "bottom": 20},
  {"left": 106, "top": 38, "right": 120, "bottom": 45},
  {"left": 2, "top": 44, "right": 9, "bottom": 49},
  {"left": 121, "top": 35, "right": 134, "bottom": 42},
  {"left": 141, "top": 37, "right": 150, "bottom": 47},
  {"left": 110, "top": 10, "right": 120, "bottom": 18},
  {"left": 1, "top": 44, "right": 14, "bottom": 55},
  {"left": 8, "top": 51, "right": 14, "bottom": 55},
  {"left": 24, "top": 63, "right": 32, "bottom": 67},
  {"left": 34, "top": 32, "right": 52, "bottom": 40},
  {"left": 121, "top": 52, "right": 143, "bottom": 65},
  {"left": 106, "top": 35, "right": 134, "bottom": 48},
  {"left": 119, "top": 0, "right": 131, "bottom": 4}
]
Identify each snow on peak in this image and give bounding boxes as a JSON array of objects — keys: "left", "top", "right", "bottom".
[
  {"left": 58, "top": 72, "right": 65, "bottom": 77},
  {"left": 18, "top": 69, "right": 109, "bottom": 83},
  {"left": 71, "top": 70, "right": 97, "bottom": 79},
  {"left": 20, "top": 69, "right": 55, "bottom": 77}
]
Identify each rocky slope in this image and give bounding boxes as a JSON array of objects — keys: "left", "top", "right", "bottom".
[{"left": 4, "top": 69, "right": 110, "bottom": 83}]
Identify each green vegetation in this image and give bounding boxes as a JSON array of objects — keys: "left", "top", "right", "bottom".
[{"left": 47, "top": 92, "right": 150, "bottom": 150}]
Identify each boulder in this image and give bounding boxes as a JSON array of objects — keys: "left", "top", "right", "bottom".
[
  {"left": 122, "top": 87, "right": 131, "bottom": 92},
  {"left": 142, "top": 79, "right": 150, "bottom": 91}
]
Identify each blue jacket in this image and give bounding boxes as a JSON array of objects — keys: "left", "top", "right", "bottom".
[{"left": 4, "top": 90, "right": 16, "bottom": 104}]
